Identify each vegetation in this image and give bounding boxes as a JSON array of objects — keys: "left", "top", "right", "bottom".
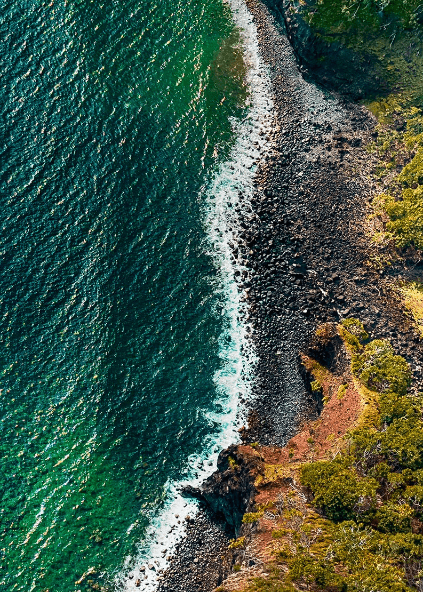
[
  {"left": 301, "top": 458, "right": 378, "bottom": 522},
  {"left": 351, "top": 338, "right": 411, "bottom": 395},
  {"left": 242, "top": 503, "right": 275, "bottom": 524},
  {"left": 228, "top": 536, "right": 246, "bottom": 550},
  {"left": 239, "top": 321, "right": 423, "bottom": 592},
  {"left": 341, "top": 317, "right": 369, "bottom": 343},
  {"left": 399, "top": 281, "right": 423, "bottom": 337},
  {"left": 339, "top": 317, "right": 369, "bottom": 351},
  {"left": 370, "top": 106, "right": 423, "bottom": 250},
  {"left": 228, "top": 455, "right": 239, "bottom": 469},
  {"left": 337, "top": 383, "right": 348, "bottom": 399},
  {"left": 310, "top": 379, "right": 322, "bottom": 393}
]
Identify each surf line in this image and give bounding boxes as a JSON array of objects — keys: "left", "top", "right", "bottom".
[{"left": 117, "top": 1, "right": 274, "bottom": 590}]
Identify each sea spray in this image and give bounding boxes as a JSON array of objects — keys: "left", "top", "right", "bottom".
[{"left": 118, "top": 1, "right": 274, "bottom": 590}]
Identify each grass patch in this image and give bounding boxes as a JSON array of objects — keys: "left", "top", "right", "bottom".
[{"left": 256, "top": 464, "right": 300, "bottom": 487}]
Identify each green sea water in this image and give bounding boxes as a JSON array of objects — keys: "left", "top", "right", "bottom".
[{"left": 0, "top": 0, "right": 250, "bottom": 589}]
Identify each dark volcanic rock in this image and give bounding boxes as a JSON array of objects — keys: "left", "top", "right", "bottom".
[
  {"left": 182, "top": 445, "right": 264, "bottom": 533},
  {"left": 156, "top": 511, "right": 232, "bottom": 592}
]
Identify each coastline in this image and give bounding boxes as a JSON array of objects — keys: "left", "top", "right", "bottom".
[
  {"left": 119, "top": 2, "right": 275, "bottom": 590},
  {"left": 152, "top": 0, "right": 423, "bottom": 590}
]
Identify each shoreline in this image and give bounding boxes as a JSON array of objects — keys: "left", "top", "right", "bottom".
[
  {"left": 151, "top": 0, "right": 423, "bottom": 590},
  {"left": 118, "top": 1, "right": 275, "bottom": 590}
]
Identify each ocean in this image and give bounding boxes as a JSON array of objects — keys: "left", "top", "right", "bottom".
[{"left": 0, "top": 0, "right": 272, "bottom": 590}]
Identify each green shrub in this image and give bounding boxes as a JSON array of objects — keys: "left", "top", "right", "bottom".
[
  {"left": 387, "top": 470, "right": 407, "bottom": 490},
  {"left": 341, "top": 318, "right": 369, "bottom": 342},
  {"left": 228, "top": 455, "right": 238, "bottom": 469},
  {"left": 375, "top": 503, "right": 413, "bottom": 533},
  {"left": 310, "top": 379, "right": 322, "bottom": 393},
  {"left": 398, "top": 146, "right": 423, "bottom": 187},
  {"left": 301, "top": 459, "right": 377, "bottom": 521},
  {"left": 246, "top": 568, "right": 296, "bottom": 591},
  {"left": 404, "top": 485, "right": 423, "bottom": 511},
  {"left": 368, "top": 461, "right": 391, "bottom": 482},
  {"left": 242, "top": 510, "right": 263, "bottom": 524},
  {"left": 339, "top": 325, "right": 361, "bottom": 351},
  {"left": 289, "top": 553, "right": 339, "bottom": 588},
  {"left": 352, "top": 339, "right": 411, "bottom": 395},
  {"left": 228, "top": 536, "right": 245, "bottom": 550},
  {"left": 337, "top": 383, "right": 348, "bottom": 399},
  {"left": 379, "top": 391, "right": 415, "bottom": 424},
  {"left": 346, "top": 562, "right": 411, "bottom": 592},
  {"left": 330, "top": 522, "right": 415, "bottom": 591},
  {"left": 349, "top": 401, "right": 423, "bottom": 471},
  {"left": 381, "top": 416, "right": 423, "bottom": 469},
  {"left": 384, "top": 187, "right": 423, "bottom": 250},
  {"left": 242, "top": 503, "right": 273, "bottom": 524}
]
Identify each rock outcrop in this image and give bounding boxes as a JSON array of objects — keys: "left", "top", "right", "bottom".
[{"left": 183, "top": 445, "right": 264, "bottom": 533}]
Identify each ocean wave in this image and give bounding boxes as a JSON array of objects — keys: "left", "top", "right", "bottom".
[{"left": 116, "top": 1, "right": 274, "bottom": 589}]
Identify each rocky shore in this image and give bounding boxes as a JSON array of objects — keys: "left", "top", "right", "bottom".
[{"left": 156, "top": 0, "right": 423, "bottom": 590}]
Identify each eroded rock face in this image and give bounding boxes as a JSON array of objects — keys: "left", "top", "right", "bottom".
[{"left": 183, "top": 445, "right": 264, "bottom": 533}]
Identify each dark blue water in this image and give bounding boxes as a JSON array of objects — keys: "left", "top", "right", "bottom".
[{"left": 0, "top": 0, "right": 249, "bottom": 589}]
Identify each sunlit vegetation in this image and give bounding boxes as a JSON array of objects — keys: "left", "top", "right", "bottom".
[
  {"left": 399, "top": 281, "right": 423, "bottom": 337},
  {"left": 236, "top": 321, "right": 423, "bottom": 592},
  {"left": 370, "top": 106, "right": 423, "bottom": 250}
]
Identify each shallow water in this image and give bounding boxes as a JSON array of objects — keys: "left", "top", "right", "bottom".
[{"left": 0, "top": 0, "right": 253, "bottom": 589}]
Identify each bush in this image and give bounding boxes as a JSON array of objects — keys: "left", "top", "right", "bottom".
[
  {"left": 352, "top": 339, "right": 411, "bottom": 395},
  {"left": 341, "top": 318, "right": 369, "bottom": 342},
  {"left": 246, "top": 570, "right": 296, "bottom": 592},
  {"left": 379, "top": 391, "right": 416, "bottom": 425},
  {"left": 289, "top": 553, "right": 339, "bottom": 588},
  {"left": 339, "top": 326, "right": 361, "bottom": 351},
  {"left": 301, "top": 459, "right": 377, "bottom": 522},
  {"left": 331, "top": 522, "right": 415, "bottom": 591},
  {"left": 310, "top": 379, "right": 322, "bottom": 393},
  {"left": 375, "top": 503, "right": 413, "bottom": 533},
  {"left": 381, "top": 416, "right": 423, "bottom": 470},
  {"left": 242, "top": 510, "right": 263, "bottom": 524},
  {"left": 384, "top": 187, "right": 423, "bottom": 250},
  {"left": 228, "top": 536, "right": 245, "bottom": 549},
  {"left": 404, "top": 485, "right": 423, "bottom": 512}
]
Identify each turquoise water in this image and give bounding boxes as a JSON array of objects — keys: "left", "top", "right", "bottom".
[{"left": 0, "top": 1, "right": 249, "bottom": 590}]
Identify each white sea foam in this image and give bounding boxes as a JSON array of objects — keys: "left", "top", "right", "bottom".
[{"left": 116, "top": 2, "right": 274, "bottom": 590}]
